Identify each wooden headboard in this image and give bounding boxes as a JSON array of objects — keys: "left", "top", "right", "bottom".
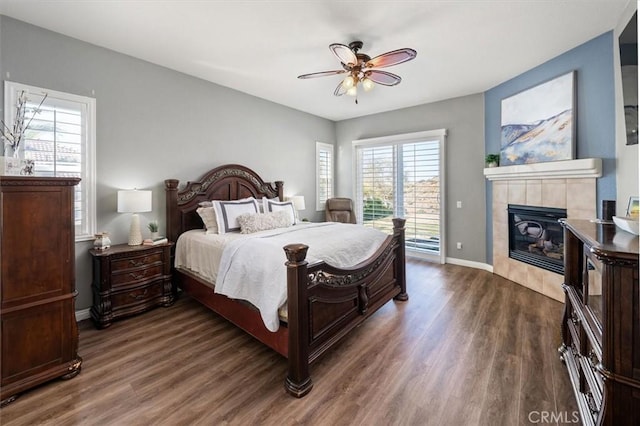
[{"left": 164, "top": 164, "right": 283, "bottom": 243}]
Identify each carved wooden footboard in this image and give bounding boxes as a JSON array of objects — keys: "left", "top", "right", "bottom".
[
  {"left": 165, "top": 164, "right": 407, "bottom": 398},
  {"left": 284, "top": 218, "right": 407, "bottom": 397}
]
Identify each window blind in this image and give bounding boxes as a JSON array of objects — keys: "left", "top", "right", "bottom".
[
  {"left": 356, "top": 139, "right": 441, "bottom": 255},
  {"left": 9, "top": 86, "right": 95, "bottom": 240},
  {"left": 316, "top": 142, "right": 334, "bottom": 211}
]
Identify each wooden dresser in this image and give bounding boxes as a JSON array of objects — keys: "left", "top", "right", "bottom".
[
  {"left": 90, "top": 242, "right": 174, "bottom": 328},
  {"left": 1, "top": 176, "right": 82, "bottom": 406},
  {"left": 559, "top": 219, "right": 639, "bottom": 425}
]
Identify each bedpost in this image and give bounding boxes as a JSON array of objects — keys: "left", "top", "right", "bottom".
[
  {"left": 165, "top": 179, "right": 179, "bottom": 245},
  {"left": 392, "top": 218, "right": 408, "bottom": 301},
  {"left": 275, "top": 181, "right": 284, "bottom": 201},
  {"left": 283, "top": 243, "right": 313, "bottom": 398}
]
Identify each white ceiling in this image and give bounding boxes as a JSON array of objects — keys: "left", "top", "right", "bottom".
[{"left": 0, "top": 0, "right": 631, "bottom": 121}]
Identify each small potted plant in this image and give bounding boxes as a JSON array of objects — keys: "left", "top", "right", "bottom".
[
  {"left": 148, "top": 220, "right": 159, "bottom": 239},
  {"left": 485, "top": 154, "right": 500, "bottom": 168}
]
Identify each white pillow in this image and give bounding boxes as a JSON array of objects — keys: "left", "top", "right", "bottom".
[
  {"left": 196, "top": 206, "right": 218, "bottom": 234},
  {"left": 262, "top": 199, "right": 296, "bottom": 226},
  {"left": 237, "top": 210, "right": 292, "bottom": 234},
  {"left": 213, "top": 198, "right": 260, "bottom": 234},
  {"left": 259, "top": 197, "right": 280, "bottom": 213}
]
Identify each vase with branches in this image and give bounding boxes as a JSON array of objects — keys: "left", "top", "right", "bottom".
[{"left": 1, "top": 90, "right": 48, "bottom": 158}]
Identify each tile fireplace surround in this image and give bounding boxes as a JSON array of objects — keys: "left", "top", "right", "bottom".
[{"left": 485, "top": 158, "right": 602, "bottom": 301}]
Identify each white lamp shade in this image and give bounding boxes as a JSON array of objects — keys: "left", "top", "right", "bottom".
[
  {"left": 117, "top": 190, "right": 152, "bottom": 213},
  {"left": 290, "top": 195, "right": 306, "bottom": 211}
]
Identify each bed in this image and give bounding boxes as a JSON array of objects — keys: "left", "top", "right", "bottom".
[{"left": 165, "top": 164, "right": 408, "bottom": 397}]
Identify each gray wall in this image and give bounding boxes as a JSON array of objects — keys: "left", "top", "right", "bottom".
[
  {"left": 335, "top": 94, "right": 486, "bottom": 264},
  {"left": 0, "top": 16, "right": 335, "bottom": 310}
]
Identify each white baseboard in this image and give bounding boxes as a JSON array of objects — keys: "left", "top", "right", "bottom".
[
  {"left": 445, "top": 257, "right": 493, "bottom": 273},
  {"left": 75, "top": 308, "right": 91, "bottom": 322}
]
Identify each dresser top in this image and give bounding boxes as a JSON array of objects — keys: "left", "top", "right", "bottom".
[
  {"left": 562, "top": 219, "right": 639, "bottom": 259},
  {"left": 0, "top": 176, "right": 80, "bottom": 186}
]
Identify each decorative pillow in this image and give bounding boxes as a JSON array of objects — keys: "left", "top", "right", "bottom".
[
  {"left": 237, "top": 210, "right": 292, "bottom": 234},
  {"left": 196, "top": 206, "right": 218, "bottom": 234},
  {"left": 213, "top": 198, "right": 261, "bottom": 234},
  {"left": 262, "top": 199, "right": 296, "bottom": 226}
]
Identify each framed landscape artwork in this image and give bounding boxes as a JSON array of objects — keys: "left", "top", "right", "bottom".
[{"left": 500, "top": 71, "right": 576, "bottom": 166}]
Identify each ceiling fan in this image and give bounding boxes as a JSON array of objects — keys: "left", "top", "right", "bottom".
[{"left": 297, "top": 41, "right": 417, "bottom": 103}]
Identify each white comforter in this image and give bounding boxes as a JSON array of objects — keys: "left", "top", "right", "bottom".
[{"left": 206, "top": 223, "right": 388, "bottom": 332}]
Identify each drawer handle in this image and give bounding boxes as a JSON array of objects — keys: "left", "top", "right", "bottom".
[
  {"left": 128, "top": 270, "right": 149, "bottom": 280},
  {"left": 130, "top": 288, "right": 149, "bottom": 300},
  {"left": 128, "top": 256, "right": 151, "bottom": 267}
]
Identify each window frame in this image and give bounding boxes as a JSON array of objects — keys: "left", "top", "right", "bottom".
[
  {"left": 353, "top": 129, "right": 447, "bottom": 263},
  {"left": 316, "top": 141, "right": 334, "bottom": 211},
  {"left": 4, "top": 81, "right": 97, "bottom": 242}
]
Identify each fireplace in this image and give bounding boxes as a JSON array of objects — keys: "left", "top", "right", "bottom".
[{"left": 508, "top": 204, "right": 567, "bottom": 274}]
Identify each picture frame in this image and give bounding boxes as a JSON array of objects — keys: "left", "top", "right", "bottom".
[
  {"left": 626, "top": 196, "right": 639, "bottom": 218},
  {"left": 1, "top": 157, "right": 35, "bottom": 176},
  {"left": 500, "top": 71, "right": 576, "bottom": 166}
]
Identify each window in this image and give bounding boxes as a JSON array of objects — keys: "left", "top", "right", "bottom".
[
  {"left": 316, "top": 141, "right": 334, "bottom": 211},
  {"left": 354, "top": 130, "right": 446, "bottom": 262},
  {"left": 4, "top": 81, "right": 96, "bottom": 241}
]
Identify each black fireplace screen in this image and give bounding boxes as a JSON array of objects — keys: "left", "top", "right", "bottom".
[{"left": 508, "top": 204, "right": 567, "bottom": 275}]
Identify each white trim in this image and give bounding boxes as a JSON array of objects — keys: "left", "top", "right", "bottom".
[
  {"left": 352, "top": 129, "right": 448, "bottom": 148},
  {"left": 4, "top": 81, "right": 97, "bottom": 241},
  {"left": 483, "top": 158, "right": 602, "bottom": 181},
  {"left": 445, "top": 257, "right": 494, "bottom": 272},
  {"left": 75, "top": 308, "right": 91, "bottom": 322}
]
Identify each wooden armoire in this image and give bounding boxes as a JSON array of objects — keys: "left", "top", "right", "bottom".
[{"left": 1, "top": 176, "right": 82, "bottom": 406}]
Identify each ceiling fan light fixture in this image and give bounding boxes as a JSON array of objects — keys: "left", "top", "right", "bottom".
[
  {"left": 362, "top": 78, "right": 375, "bottom": 92},
  {"left": 346, "top": 86, "right": 358, "bottom": 97},
  {"left": 342, "top": 75, "right": 356, "bottom": 89}
]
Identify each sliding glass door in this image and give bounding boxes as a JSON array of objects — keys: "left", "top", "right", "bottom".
[{"left": 354, "top": 130, "right": 446, "bottom": 262}]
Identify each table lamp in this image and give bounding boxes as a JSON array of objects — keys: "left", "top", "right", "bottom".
[
  {"left": 290, "top": 195, "right": 306, "bottom": 221},
  {"left": 117, "top": 189, "right": 152, "bottom": 245}
]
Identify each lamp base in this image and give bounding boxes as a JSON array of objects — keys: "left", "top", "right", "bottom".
[{"left": 128, "top": 213, "right": 143, "bottom": 246}]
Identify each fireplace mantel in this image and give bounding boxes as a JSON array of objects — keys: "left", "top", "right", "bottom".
[{"left": 483, "top": 158, "right": 602, "bottom": 181}]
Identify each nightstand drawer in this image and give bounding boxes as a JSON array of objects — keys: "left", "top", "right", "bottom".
[
  {"left": 111, "top": 282, "right": 164, "bottom": 311},
  {"left": 111, "top": 264, "right": 164, "bottom": 287},
  {"left": 111, "top": 252, "right": 163, "bottom": 271},
  {"left": 90, "top": 242, "right": 174, "bottom": 328}
]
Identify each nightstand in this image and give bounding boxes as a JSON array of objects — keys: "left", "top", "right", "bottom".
[{"left": 89, "top": 242, "right": 174, "bottom": 328}]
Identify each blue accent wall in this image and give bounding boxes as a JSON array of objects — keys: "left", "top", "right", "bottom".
[{"left": 485, "top": 31, "right": 616, "bottom": 264}]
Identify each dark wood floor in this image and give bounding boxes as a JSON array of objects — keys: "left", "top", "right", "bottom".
[{"left": 1, "top": 259, "right": 578, "bottom": 425}]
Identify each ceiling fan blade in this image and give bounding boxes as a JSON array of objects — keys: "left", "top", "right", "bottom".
[
  {"left": 298, "top": 70, "right": 347, "bottom": 79},
  {"left": 367, "top": 70, "right": 402, "bottom": 86},
  {"left": 330, "top": 43, "right": 357, "bottom": 66},
  {"left": 366, "top": 48, "right": 417, "bottom": 69},
  {"left": 334, "top": 82, "right": 347, "bottom": 96}
]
